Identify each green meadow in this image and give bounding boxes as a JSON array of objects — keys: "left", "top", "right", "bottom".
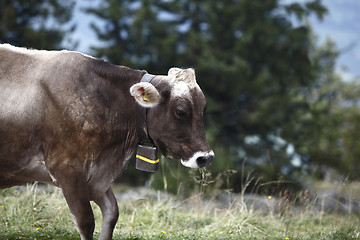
[{"left": 0, "top": 183, "right": 359, "bottom": 240}]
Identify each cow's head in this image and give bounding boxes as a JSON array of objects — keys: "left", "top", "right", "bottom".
[{"left": 130, "top": 68, "right": 214, "bottom": 168}]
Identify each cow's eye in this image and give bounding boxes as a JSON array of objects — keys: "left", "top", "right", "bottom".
[{"left": 175, "top": 108, "right": 187, "bottom": 119}]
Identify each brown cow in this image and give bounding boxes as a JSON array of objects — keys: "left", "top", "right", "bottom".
[{"left": 0, "top": 44, "right": 214, "bottom": 240}]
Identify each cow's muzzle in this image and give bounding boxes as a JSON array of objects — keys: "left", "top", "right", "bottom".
[{"left": 181, "top": 151, "right": 215, "bottom": 168}]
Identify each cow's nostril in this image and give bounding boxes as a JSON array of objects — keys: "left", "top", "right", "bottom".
[
  {"left": 197, "top": 157, "right": 207, "bottom": 166},
  {"left": 196, "top": 154, "right": 214, "bottom": 168}
]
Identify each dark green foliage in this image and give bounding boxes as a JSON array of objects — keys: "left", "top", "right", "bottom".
[
  {"left": 85, "top": 0, "right": 179, "bottom": 71},
  {"left": 0, "top": 0, "right": 75, "bottom": 49}
]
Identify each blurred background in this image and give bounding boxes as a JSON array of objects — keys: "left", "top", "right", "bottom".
[{"left": 1, "top": 0, "right": 359, "bottom": 196}]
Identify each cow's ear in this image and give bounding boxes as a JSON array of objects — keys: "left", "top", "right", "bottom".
[{"left": 130, "top": 82, "right": 160, "bottom": 107}]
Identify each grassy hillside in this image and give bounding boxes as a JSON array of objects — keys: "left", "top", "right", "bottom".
[{"left": 0, "top": 184, "right": 359, "bottom": 240}]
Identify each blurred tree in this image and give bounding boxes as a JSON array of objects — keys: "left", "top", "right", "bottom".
[
  {"left": 85, "top": 0, "right": 134, "bottom": 66},
  {"left": 86, "top": 0, "right": 358, "bottom": 193},
  {"left": 0, "top": 0, "right": 75, "bottom": 49},
  {"left": 337, "top": 82, "right": 360, "bottom": 179},
  {"left": 85, "top": 0, "right": 179, "bottom": 73}
]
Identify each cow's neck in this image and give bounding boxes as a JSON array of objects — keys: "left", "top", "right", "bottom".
[{"left": 88, "top": 61, "right": 147, "bottom": 160}]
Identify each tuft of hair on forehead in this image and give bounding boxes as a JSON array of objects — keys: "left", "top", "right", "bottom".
[{"left": 168, "top": 67, "right": 198, "bottom": 89}]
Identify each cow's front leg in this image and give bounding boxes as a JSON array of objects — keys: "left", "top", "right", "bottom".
[
  {"left": 58, "top": 176, "right": 95, "bottom": 240},
  {"left": 94, "top": 187, "right": 119, "bottom": 240}
]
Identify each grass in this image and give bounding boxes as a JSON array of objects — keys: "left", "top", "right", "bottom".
[{"left": 0, "top": 183, "right": 360, "bottom": 240}]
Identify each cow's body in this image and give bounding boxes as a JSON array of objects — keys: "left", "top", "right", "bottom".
[{"left": 0, "top": 44, "right": 213, "bottom": 240}]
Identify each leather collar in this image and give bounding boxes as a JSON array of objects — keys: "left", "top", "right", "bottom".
[{"left": 135, "top": 73, "right": 156, "bottom": 144}]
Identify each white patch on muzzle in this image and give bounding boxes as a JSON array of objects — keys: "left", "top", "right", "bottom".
[{"left": 181, "top": 151, "right": 215, "bottom": 168}]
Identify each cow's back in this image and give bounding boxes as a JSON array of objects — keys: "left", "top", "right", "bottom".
[{"left": 0, "top": 45, "right": 47, "bottom": 123}]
